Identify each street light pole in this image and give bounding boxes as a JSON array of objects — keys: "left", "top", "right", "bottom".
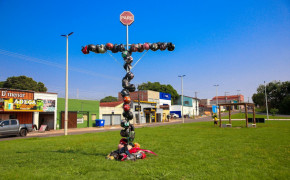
[
  {"left": 178, "top": 75, "right": 186, "bottom": 123},
  {"left": 195, "top": 91, "right": 198, "bottom": 117},
  {"left": 214, "top": 85, "right": 219, "bottom": 115},
  {"left": 264, "top": 81, "right": 269, "bottom": 121},
  {"left": 61, "top": 32, "right": 73, "bottom": 136},
  {"left": 237, "top": 89, "right": 241, "bottom": 110},
  {"left": 225, "top": 91, "right": 229, "bottom": 111}
]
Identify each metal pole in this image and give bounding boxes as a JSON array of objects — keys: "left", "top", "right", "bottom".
[
  {"left": 138, "top": 85, "right": 141, "bottom": 124},
  {"left": 178, "top": 75, "right": 185, "bottom": 123},
  {"left": 195, "top": 92, "right": 198, "bottom": 117},
  {"left": 61, "top": 32, "right": 73, "bottom": 136},
  {"left": 264, "top": 81, "right": 269, "bottom": 121},
  {"left": 237, "top": 90, "right": 241, "bottom": 110},
  {"left": 64, "top": 36, "right": 69, "bottom": 136},
  {"left": 126, "top": 25, "right": 129, "bottom": 50},
  {"left": 181, "top": 76, "right": 184, "bottom": 123},
  {"left": 214, "top": 85, "right": 219, "bottom": 116}
]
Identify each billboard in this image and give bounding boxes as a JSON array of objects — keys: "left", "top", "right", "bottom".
[{"left": 42, "top": 99, "right": 56, "bottom": 112}]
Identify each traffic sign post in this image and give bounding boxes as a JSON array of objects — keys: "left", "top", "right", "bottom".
[
  {"left": 120, "top": 11, "right": 134, "bottom": 26},
  {"left": 120, "top": 11, "right": 134, "bottom": 50}
]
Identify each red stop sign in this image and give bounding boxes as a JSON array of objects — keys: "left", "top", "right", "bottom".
[{"left": 120, "top": 11, "right": 134, "bottom": 26}]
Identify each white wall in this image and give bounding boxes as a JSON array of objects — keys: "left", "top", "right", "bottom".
[
  {"left": 192, "top": 99, "right": 199, "bottom": 116},
  {"left": 170, "top": 105, "right": 194, "bottom": 117}
]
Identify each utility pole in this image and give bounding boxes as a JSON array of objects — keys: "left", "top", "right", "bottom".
[
  {"left": 214, "top": 85, "right": 219, "bottom": 116},
  {"left": 61, "top": 32, "right": 73, "bottom": 136},
  {"left": 264, "top": 81, "right": 269, "bottom": 121},
  {"left": 195, "top": 92, "right": 198, "bottom": 117},
  {"left": 137, "top": 84, "right": 141, "bottom": 124},
  {"left": 225, "top": 92, "right": 229, "bottom": 111},
  {"left": 237, "top": 89, "right": 241, "bottom": 110},
  {"left": 179, "top": 75, "right": 186, "bottom": 123}
]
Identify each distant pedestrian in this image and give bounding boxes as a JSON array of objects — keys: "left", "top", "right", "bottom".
[{"left": 213, "top": 114, "right": 218, "bottom": 126}]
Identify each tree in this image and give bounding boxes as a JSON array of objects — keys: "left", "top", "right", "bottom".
[
  {"left": 252, "top": 81, "right": 290, "bottom": 114},
  {"left": 138, "top": 81, "right": 179, "bottom": 102},
  {"left": 100, "top": 96, "right": 118, "bottom": 102},
  {"left": 2, "top": 76, "right": 47, "bottom": 92}
]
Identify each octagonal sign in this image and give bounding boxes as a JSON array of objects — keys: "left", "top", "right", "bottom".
[{"left": 120, "top": 11, "right": 134, "bottom": 26}]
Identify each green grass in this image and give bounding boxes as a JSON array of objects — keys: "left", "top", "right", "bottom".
[
  {"left": 221, "top": 113, "right": 290, "bottom": 119},
  {"left": 0, "top": 121, "right": 289, "bottom": 179}
]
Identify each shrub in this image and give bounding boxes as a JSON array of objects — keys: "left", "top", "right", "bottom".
[{"left": 270, "top": 108, "right": 279, "bottom": 116}]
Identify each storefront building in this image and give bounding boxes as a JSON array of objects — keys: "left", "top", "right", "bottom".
[
  {"left": 99, "top": 101, "right": 123, "bottom": 126},
  {"left": 171, "top": 95, "right": 199, "bottom": 118},
  {"left": 0, "top": 88, "right": 57, "bottom": 130}
]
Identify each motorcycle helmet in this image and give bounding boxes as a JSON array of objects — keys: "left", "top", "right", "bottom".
[
  {"left": 124, "top": 56, "right": 133, "bottom": 64},
  {"left": 123, "top": 96, "right": 131, "bottom": 104},
  {"left": 157, "top": 42, "right": 161, "bottom": 49},
  {"left": 125, "top": 72, "right": 134, "bottom": 80},
  {"left": 130, "top": 124, "right": 135, "bottom": 131},
  {"left": 129, "top": 131, "right": 135, "bottom": 140},
  {"left": 122, "top": 51, "right": 129, "bottom": 58},
  {"left": 122, "top": 78, "right": 130, "bottom": 89},
  {"left": 150, "top": 43, "right": 158, "bottom": 51},
  {"left": 120, "top": 138, "right": 128, "bottom": 145},
  {"left": 121, "top": 120, "right": 130, "bottom": 128},
  {"left": 123, "top": 111, "right": 133, "bottom": 120},
  {"left": 167, "top": 42, "right": 175, "bottom": 51},
  {"left": 159, "top": 43, "right": 167, "bottom": 51},
  {"left": 137, "top": 43, "right": 144, "bottom": 52},
  {"left": 106, "top": 43, "right": 114, "bottom": 50},
  {"left": 127, "top": 84, "right": 136, "bottom": 92},
  {"left": 120, "top": 129, "right": 130, "bottom": 137},
  {"left": 143, "top": 43, "right": 150, "bottom": 50},
  {"left": 123, "top": 63, "right": 132, "bottom": 71},
  {"left": 123, "top": 103, "right": 130, "bottom": 111},
  {"left": 111, "top": 44, "right": 119, "bottom": 53},
  {"left": 98, "top": 44, "right": 106, "bottom": 53},
  {"left": 87, "top": 44, "right": 97, "bottom": 53},
  {"left": 130, "top": 44, "right": 138, "bottom": 52},
  {"left": 121, "top": 89, "right": 130, "bottom": 97},
  {"left": 81, "top": 46, "right": 89, "bottom": 54},
  {"left": 118, "top": 44, "right": 125, "bottom": 52}
]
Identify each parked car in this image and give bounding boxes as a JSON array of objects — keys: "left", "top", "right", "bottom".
[
  {"left": 170, "top": 113, "right": 179, "bottom": 119},
  {"left": 0, "top": 119, "right": 33, "bottom": 137}
]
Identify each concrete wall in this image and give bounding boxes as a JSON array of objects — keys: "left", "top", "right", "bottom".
[
  {"left": 171, "top": 105, "right": 194, "bottom": 117},
  {"left": 147, "top": 90, "right": 159, "bottom": 102}
]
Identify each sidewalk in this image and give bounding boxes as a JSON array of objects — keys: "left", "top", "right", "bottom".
[
  {"left": 27, "top": 118, "right": 184, "bottom": 137},
  {"left": 27, "top": 112, "right": 240, "bottom": 138}
]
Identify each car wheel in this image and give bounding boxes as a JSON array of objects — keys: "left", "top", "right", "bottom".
[{"left": 19, "top": 129, "right": 27, "bottom": 137}]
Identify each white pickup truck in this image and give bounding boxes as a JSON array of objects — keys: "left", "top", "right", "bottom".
[{"left": 0, "top": 119, "right": 33, "bottom": 137}]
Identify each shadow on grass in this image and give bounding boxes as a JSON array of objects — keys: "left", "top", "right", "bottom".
[
  {"left": 16, "top": 149, "right": 107, "bottom": 157},
  {"left": 51, "top": 149, "right": 107, "bottom": 157}
]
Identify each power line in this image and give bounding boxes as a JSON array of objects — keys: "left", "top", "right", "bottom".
[{"left": 0, "top": 49, "right": 119, "bottom": 81}]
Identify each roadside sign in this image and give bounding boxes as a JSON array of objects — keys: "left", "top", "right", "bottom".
[{"left": 120, "top": 11, "right": 134, "bottom": 26}]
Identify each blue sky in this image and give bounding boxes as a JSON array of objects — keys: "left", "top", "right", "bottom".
[{"left": 0, "top": 0, "right": 289, "bottom": 101}]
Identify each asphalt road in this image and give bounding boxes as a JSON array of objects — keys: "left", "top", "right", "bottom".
[{"left": 0, "top": 112, "right": 234, "bottom": 141}]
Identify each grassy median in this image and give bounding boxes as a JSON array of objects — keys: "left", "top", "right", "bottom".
[{"left": 0, "top": 121, "right": 289, "bottom": 179}]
